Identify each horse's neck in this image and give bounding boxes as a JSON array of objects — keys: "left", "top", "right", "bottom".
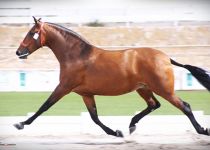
[{"left": 45, "top": 25, "right": 91, "bottom": 64}]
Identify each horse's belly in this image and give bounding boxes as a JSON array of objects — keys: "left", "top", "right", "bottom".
[
  {"left": 72, "top": 79, "right": 143, "bottom": 96},
  {"left": 73, "top": 86, "right": 134, "bottom": 96}
]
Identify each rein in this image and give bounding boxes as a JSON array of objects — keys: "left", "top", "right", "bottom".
[{"left": 21, "top": 22, "right": 45, "bottom": 48}]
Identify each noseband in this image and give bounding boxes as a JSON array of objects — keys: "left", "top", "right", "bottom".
[{"left": 21, "top": 23, "right": 45, "bottom": 48}]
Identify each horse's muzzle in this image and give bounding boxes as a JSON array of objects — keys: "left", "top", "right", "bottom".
[{"left": 16, "top": 48, "right": 30, "bottom": 59}]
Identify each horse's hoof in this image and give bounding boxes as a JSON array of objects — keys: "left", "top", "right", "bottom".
[
  {"left": 13, "top": 122, "right": 24, "bottom": 130},
  {"left": 207, "top": 128, "right": 210, "bottom": 136},
  {"left": 116, "top": 130, "right": 124, "bottom": 138},
  {"left": 129, "top": 125, "right": 136, "bottom": 134}
]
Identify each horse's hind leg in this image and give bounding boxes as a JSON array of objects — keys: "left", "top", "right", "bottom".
[
  {"left": 164, "top": 94, "right": 210, "bottom": 136},
  {"left": 129, "top": 88, "right": 160, "bottom": 134}
]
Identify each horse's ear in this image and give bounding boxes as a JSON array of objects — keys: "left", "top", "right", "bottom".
[
  {"left": 32, "top": 16, "right": 38, "bottom": 24},
  {"left": 38, "top": 18, "right": 41, "bottom": 22}
]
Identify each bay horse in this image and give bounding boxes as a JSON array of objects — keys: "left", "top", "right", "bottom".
[{"left": 14, "top": 17, "right": 210, "bottom": 137}]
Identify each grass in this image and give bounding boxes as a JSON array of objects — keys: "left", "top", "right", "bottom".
[{"left": 0, "top": 91, "right": 209, "bottom": 116}]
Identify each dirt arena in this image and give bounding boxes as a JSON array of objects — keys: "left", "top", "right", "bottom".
[
  {"left": 1, "top": 132, "right": 210, "bottom": 150},
  {"left": 0, "top": 115, "right": 210, "bottom": 150}
]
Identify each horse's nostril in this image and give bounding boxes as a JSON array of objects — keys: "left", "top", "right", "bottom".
[{"left": 16, "top": 51, "right": 20, "bottom": 56}]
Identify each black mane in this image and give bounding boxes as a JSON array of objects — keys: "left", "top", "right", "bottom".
[
  {"left": 46, "top": 22, "right": 91, "bottom": 45},
  {"left": 46, "top": 22, "right": 92, "bottom": 57}
]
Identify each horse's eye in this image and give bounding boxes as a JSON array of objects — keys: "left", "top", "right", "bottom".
[{"left": 29, "top": 31, "right": 34, "bottom": 36}]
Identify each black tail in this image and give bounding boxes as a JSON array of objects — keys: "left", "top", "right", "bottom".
[{"left": 170, "top": 59, "right": 210, "bottom": 91}]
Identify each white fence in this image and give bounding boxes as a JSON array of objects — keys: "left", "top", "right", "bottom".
[
  {"left": 0, "top": 68, "right": 205, "bottom": 92},
  {"left": 0, "top": 111, "right": 209, "bottom": 137}
]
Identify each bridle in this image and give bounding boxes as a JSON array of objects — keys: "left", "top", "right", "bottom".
[{"left": 20, "top": 22, "right": 45, "bottom": 48}]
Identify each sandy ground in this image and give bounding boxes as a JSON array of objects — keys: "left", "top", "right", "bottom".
[
  {"left": 1, "top": 133, "right": 210, "bottom": 150},
  {"left": 0, "top": 115, "right": 210, "bottom": 150}
]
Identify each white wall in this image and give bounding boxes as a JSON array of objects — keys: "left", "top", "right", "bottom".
[
  {"left": 0, "top": 0, "right": 210, "bottom": 24},
  {"left": 0, "top": 70, "right": 59, "bottom": 91}
]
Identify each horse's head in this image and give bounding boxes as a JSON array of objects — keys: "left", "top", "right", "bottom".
[{"left": 16, "top": 16, "right": 46, "bottom": 59}]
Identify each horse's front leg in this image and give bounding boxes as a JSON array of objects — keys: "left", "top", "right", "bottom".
[
  {"left": 14, "top": 84, "right": 70, "bottom": 130},
  {"left": 82, "top": 95, "right": 124, "bottom": 137}
]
